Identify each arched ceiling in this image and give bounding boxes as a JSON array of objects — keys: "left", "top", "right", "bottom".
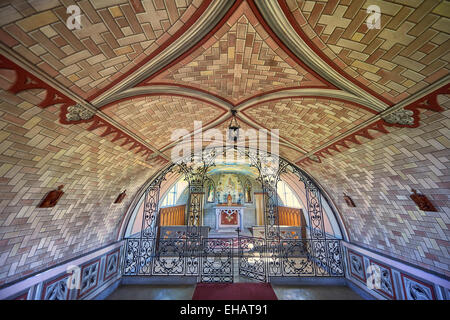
[
  {"left": 0, "top": 0, "right": 449, "bottom": 284},
  {"left": 281, "top": 0, "right": 449, "bottom": 104},
  {"left": 0, "top": 0, "right": 448, "bottom": 167}
]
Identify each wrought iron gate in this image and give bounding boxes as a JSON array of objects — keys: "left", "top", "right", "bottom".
[
  {"left": 238, "top": 236, "right": 267, "bottom": 282},
  {"left": 123, "top": 236, "right": 234, "bottom": 283},
  {"left": 236, "top": 235, "right": 345, "bottom": 282},
  {"left": 200, "top": 238, "right": 233, "bottom": 283},
  {"left": 122, "top": 147, "right": 346, "bottom": 283}
]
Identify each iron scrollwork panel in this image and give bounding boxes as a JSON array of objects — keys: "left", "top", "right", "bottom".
[
  {"left": 123, "top": 239, "right": 140, "bottom": 276},
  {"left": 185, "top": 238, "right": 200, "bottom": 276},
  {"left": 238, "top": 237, "right": 267, "bottom": 282},
  {"left": 187, "top": 191, "right": 203, "bottom": 238},
  {"left": 312, "top": 240, "right": 329, "bottom": 276},
  {"left": 281, "top": 240, "right": 315, "bottom": 276},
  {"left": 141, "top": 186, "right": 160, "bottom": 239},
  {"left": 266, "top": 240, "right": 282, "bottom": 277},
  {"left": 138, "top": 239, "right": 156, "bottom": 275},
  {"left": 305, "top": 187, "right": 325, "bottom": 239},
  {"left": 151, "top": 238, "right": 186, "bottom": 276},
  {"left": 326, "top": 240, "right": 344, "bottom": 276},
  {"left": 263, "top": 185, "right": 280, "bottom": 240},
  {"left": 200, "top": 238, "right": 233, "bottom": 283}
]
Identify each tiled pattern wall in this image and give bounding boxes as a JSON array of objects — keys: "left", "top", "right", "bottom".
[
  {"left": 342, "top": 241, "right": 449, "bottom": 300},
  {"left": 0, "top": 84, "right": 160, "bottom": 286},
  {"left": 0, "top": 0, "right": 201, "bottom": 98},
  {"left": 0, "top": 241, "right": 123, "bottom": 300},
  {"left": 305, "top": 96, "right": 450, "bottom": 277},
  {"left": 287, "top": 0, "right": 450, "bottom": 103}
]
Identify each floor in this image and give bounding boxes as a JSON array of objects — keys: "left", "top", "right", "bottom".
[{"left": 106, "top": 284, "right": 363, "bottom": 300}]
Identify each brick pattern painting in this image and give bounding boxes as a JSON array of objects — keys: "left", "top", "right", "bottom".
[
  {"left": 163, "top": 116, "right": 304, "bottom": 162},
  {"left": 0, "top": 84, "right": 160, "bottom": 285},
  {"left": 148, "top": 1, "right": 327, "bottom": 103},
  {"left": 242, "top": 98, "right": 374, "bottom": 152},
  {"left": 102, "top": 95, "right": 225, "bottom": 149},
  {"left": 304, "top": 97, "right": 450, "bottom": 276},
  {"left": 0, "top": 0, "right": 202, "bottom": 98},
  {"left": 286, "top": 0, "right": 449, "bottom": 103}
]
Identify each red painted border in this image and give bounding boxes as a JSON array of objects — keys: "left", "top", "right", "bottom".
[
  {"left": 368, "top": 259, "right": 397, "bottom": 300},
  {"left": 77, "top": 259, "right": 101, "bottom": 299},
  {"left": 0, "top": 55, "right": 75, "bottom": 111},
  {"left": 103, "top": 249, "right": 120, "bottom": 282},
  {"left": 85, "top": 115, "right": 156, "bottom": 160},
  {"left": 86, "top": 0, "right": 213, "bottom": 101},
  {"left": 384, "top": 83, "right": 449, "bottom": 129},
  {"left": 278, "top": 0, "right": 394, "bottom": 107},
  {"left": 0, "top": 55, "right": 163, "bottom": 161},
  {"left": 400, "top": 273, "right": 436, "bottom": 300},
  {"left": 296, "top": 83, "right": 449, "bottom": 166},
  {"left": 347, "top": 250, "right": 366, "bottom": 283}
]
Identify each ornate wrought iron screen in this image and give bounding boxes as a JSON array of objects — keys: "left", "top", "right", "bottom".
[{"left": 122, "top": 147, "right": 345, "bottom": 283}]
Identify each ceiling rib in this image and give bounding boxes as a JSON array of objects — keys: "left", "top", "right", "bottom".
[
  {"left": 255, "top": 0, "right": 390, "bottom": 112},
  {"left": 89, "top": 0, "right": 235, "bottom": 106}
]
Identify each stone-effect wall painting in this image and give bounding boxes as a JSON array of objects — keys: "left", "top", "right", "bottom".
[
  {"left": 348, "top": 250, "right": 365, "bottom": 283},
  {"left": 78, "top": 260, "right": 100, "bottom": 299},
  {"left": 216, "top": 174, "right": 244, "bottom": 204},
  {"left": 401, "top": 274, "right": 436, "bottom": 300},
  {"left": 41, "top": 274, "right": 70, "bottom": 300},
  {"left": 104, "top": 250, "right": 120, "bottom": 281},
  {"left": 368, "top": 259, "right": 396, "bottom": 299}
]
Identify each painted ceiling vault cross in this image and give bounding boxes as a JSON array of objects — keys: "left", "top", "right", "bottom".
[
  {"left": 143, "top": 4, "right": 329, "bottom": 104},
  {"left": 0, "top": 0, "right": 447, "bottom": 166}
]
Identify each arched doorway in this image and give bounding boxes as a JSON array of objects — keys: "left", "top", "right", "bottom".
[{"left": 120, "top": 146, "right": 347, "bottom": 283}]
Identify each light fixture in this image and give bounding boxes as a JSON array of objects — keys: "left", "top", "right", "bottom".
[{"left": 228, "top": 110, "right": 240, "bottom": 143}]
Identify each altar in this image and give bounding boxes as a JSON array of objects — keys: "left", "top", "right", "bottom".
[{"left": 215, "top": 206, "right": 244, "bottom": 231}]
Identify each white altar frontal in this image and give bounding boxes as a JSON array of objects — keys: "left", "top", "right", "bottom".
[{"left": 215, "top": 206, "right": 243, "bottom": 232}]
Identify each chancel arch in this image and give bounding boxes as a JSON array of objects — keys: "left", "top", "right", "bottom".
[{"left": 119, "top": 146, "right": 348, "bottom": 281}]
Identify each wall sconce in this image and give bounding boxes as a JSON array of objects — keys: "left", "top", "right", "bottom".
[
  {"left": 38, "top": 185, "right": 64, "bottom": 208},
  {"left": 343, "top": 193, "right": 356, "bottom": 207},
  {"left": 114, "top": 190, "right": 127, "bottom": 204},
  {"left": 410, "top": 189, "right": 437, "bottom": 212}
]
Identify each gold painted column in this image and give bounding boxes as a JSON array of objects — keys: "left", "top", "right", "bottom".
[{"left": 254, "top": 192, "right": 265, "bottom": 226}]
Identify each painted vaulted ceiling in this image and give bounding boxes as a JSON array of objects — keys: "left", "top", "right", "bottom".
[
  {"left": 0, "top": 0, "right": 448, "bottom": 166},
  {"left": 0, "top": 0, "right": 450, "bottom": 284}
]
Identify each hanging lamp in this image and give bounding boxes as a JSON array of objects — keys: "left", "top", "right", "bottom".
[{"left": 228, "top": 110, "right": 240, "bottom": 143}]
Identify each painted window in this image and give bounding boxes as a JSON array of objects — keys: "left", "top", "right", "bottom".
[
  {"left": 161, "top": 179, "right": 188, "bottom": 207},
  {"left": 277, "top": 180, "right": 301, "bottom": 208}
]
